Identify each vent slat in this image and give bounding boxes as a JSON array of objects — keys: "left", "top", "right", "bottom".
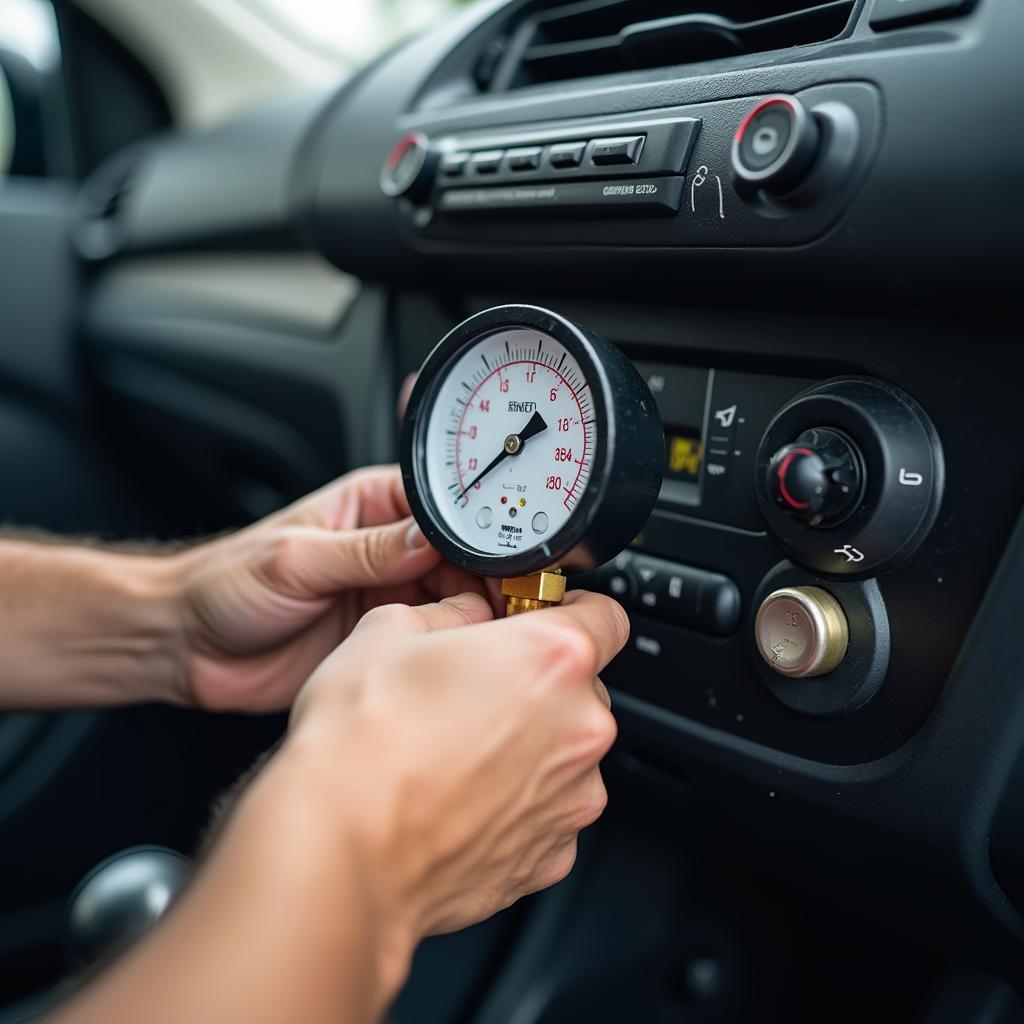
[{"left": 493, "top": 0, "right": 856, "bottom": 91}]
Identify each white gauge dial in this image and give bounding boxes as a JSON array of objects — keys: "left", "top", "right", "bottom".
[{"left": 423, "top": 327, "right": 596, "bottom": 557}]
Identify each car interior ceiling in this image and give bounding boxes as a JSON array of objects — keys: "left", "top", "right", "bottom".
[{"left": 0, "top": 0, "right": 1023, "bottom": 1020}]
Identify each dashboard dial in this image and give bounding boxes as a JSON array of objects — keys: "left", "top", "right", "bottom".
[{"left": 401, "top": 305, "right": 664, "bottom": 578}]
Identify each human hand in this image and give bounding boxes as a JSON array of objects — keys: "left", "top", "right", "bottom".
[
  {"left": 53, "top": 589, "right": 626, "bottom": 1024},
  {"left": 283, "top": 588, "right": 628, "bottom": 941},
  {"left": 171, "top": 466, "right": 500, "bottom": 712}
]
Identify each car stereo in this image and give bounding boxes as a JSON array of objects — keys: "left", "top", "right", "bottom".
[{"left": 379, "top": 82, "right": 881, "bottom": 250}]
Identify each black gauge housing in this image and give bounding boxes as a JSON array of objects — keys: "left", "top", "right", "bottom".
[{"left": 400, "top": 305, "right": 664, "bottom": 578}]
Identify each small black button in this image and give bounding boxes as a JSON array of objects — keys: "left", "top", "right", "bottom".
[
  {"left": 572, "top": 555, "right": 637, "bottom": 603},
  {"left": 695, "top": 573, "right": 742, "bottom": 637},
  {"left": 870, "top": 0, "right": 977, "bottom": 29},
  {"left": 548, "top": 142, "right": 587, "bottom": 168},
  {"left": 470, "top": 150, "right": 503, "bottom": 174},
  {"left": 439, "top": 151, "right": 470, "bottom": 177},
  {"left": 630, "top": 555, "right": 741, "bottom": 637},
  {"left": 506, "top": 147, "right": 542, "bottom": 171},
  {"left": 631, "top": 557, "right": 663, "bottom": 614},
  {"left": 603, "top": 555, "right": 639, "bottom": 603},
  {"left": 590, "top": 135, "right": 645, "bottom": 166}
]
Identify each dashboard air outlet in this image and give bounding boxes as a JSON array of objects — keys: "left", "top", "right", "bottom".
[{"left": 486, "top": 0, "right": 857, "bottom": 90}]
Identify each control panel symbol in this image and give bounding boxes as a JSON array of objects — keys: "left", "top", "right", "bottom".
[
  {"left": 714, "top": 404, "right": 738, "bottom": 428},
  {"left": 641, "top": 592, "right": 657, "bottom": 608},
  {"left": 636, "top": 636, "right": 661, "bottom": 656},
  {"left": 834, "top": 544, "right": 865, "bottom": 563},
  {"left": 898, "top": 468, "right": 924, "bottom": 486},
  {"left": 770, "top": 636, "right": 799, "bottom": 664},
  {"left": 690, "top": 164, "right": 707, "bottom": 212},
  {"left": 707, "top": 464, "right": 726, "bottom": 476},
  {"left": 637, "top": 566, "right": 657, "bottom": 583},
  {"left": 668, "top": 576, "right": 683, "bottom": 599}
]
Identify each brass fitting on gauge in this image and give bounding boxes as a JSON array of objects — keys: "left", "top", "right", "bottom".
[{"left": 502, "top": 568, "right": 566, "bottom": 616}]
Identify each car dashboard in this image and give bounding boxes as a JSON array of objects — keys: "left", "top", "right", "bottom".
[{"left": 58, "top": 0, "right": 1024, "bottom": 1009}]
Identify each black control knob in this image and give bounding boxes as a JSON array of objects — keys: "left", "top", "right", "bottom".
[
  {"left": 380, "top": 132, "right": 436, "bottom": 202},
  {"left": 755, "top": 378, "right": 944, "bottom": 578},
  {"left": 731, "top": 95, "right": 821, "bottom": 195},
  {"left": 768, "top": 428, "right": 864, "bottom": 528}
]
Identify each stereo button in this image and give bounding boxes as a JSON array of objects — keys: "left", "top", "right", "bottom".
[
  {"left": 506, "top": 147, "right": 542, "bottom": 171},
  {"left": 548, "top": 141, "right": 586, "bottom": 168},
  {"left": 470, "top": 150, "right": 504, "bottom": 174},
  {"left": 590, "top": 135, "right": 645, "bottom": 166},
  {"left": 439, "top": 151, "right": 470, "bottom": 177}
]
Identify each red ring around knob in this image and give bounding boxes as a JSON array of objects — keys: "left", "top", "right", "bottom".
[{"left": 777, "top": 447, "right": 815, "bottom": 510}]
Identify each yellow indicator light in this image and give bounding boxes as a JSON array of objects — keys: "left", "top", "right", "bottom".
[
  {"left": 519, "top": 498, "right": 527, "bottom": 508},
  {"left": 668, "top": 436, "right": 703, "bottom": 478}
]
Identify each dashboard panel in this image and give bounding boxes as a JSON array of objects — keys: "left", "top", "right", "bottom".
[{"left": 297, "top": 0, "right": 1024, "bottom": 312}]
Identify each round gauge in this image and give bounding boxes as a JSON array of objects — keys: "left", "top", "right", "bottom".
[{"left": 401, "top": 305, "right": 664, "bottom": 577}]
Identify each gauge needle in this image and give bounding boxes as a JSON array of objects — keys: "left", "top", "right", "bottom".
[{"left": 457, "top": 410, "right": 548, "bottom": 501}]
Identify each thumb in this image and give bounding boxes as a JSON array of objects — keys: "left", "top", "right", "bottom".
[
  {"left": 267, "top": 517, "right": 440, "bottom": 596},
  {"left": 408, "top": 592, "right": 495, "bottom": 632},
  {"left": 346, "top": 592, "right": 493, "bottom": 650}
]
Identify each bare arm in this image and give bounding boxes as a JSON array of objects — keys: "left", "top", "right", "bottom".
[
  {"left": 0, "top": 540, "right": 184, "bottom": 708},
  {"left": 0, "top": 466, "right": 497, "bottom": 713},
  {"left": 53, "top": 591, "right": 628, "bottom": 1024}
]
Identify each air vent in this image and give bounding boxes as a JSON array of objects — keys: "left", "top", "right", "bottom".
[{"left": 488, "top": 0, "right": 856, "bottom": 91}]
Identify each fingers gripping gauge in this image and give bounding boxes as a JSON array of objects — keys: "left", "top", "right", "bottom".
[{"left": 400, "top": 306, "right": 664, "bottom": 614}]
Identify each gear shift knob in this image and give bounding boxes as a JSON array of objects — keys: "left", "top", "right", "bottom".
[{"left": 65, "top": 845, "right": 191, "bottom": 971}]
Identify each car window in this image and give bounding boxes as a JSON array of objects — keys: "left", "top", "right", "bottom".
[
  {"left": 0, "top": 0, "right": 62, "bottom": 177},
  {"left": 0, "top": 65, "right": 12, "bottom": 174},
  {"left": 248, "top": 0, "right": 476, "bottom": 64}
]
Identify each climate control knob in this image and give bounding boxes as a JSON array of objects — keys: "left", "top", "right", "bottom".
[
  {"left": 755, "top": 377, "right": 944, "bottom": 577},
  {"left": 768, "top": 427, "right": 864, "bottom": 528}
]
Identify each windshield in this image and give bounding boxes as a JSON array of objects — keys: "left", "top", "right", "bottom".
[{"left": 250, "top": 0, "right": 474, "bottom": 65}]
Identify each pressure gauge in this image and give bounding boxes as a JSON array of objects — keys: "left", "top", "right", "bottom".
[{"left": 400, "top": 305, "right": 663, "bottom": 581}]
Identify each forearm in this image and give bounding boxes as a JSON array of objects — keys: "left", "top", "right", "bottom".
[
  {"left": 55, "top": 743, "right": 414, "bottom": 1024},
  {"left": 0, "top": 540, "right": 187, "bottom": 709}
]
